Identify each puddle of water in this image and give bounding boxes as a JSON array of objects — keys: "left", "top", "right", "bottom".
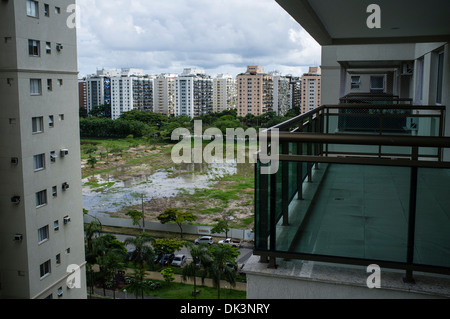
[{"left": 82, "top": 161, "right": 238, "bottom": 217}]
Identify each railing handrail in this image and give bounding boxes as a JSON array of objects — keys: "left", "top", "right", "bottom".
[
  {"left": 263, "top": 104, "right": 445, "bottom": 132},
  {"left": 270, "top": 132, "right": 450, "bottom": 148}
]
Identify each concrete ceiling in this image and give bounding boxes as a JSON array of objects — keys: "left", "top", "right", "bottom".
[{"left": 276, "top": 0, "right": 450, "bottom": 45}]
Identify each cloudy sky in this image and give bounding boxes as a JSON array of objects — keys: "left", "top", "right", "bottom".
[{"left": 76, "top": 0, "right": 321, "bottom": 78}]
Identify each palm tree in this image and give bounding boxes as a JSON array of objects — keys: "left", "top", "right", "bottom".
[
  {"left": 182, "top": 242, "right": 210, "bottom": 298},
  {"left": 124, "top": 233, "right": 155, "bottom": 278},
  {"left": 206, "top": 244, "right": 240, "bottom": 299}
]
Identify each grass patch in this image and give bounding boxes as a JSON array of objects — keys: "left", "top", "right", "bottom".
[{"left": 135, "top": 280, "right": 246, "bottom": 299}]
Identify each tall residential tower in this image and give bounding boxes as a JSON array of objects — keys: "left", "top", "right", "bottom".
[{"left": 0, "top": 0, "right": 87, "bottom": 299}]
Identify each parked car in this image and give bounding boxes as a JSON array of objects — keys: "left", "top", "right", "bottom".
[
  {"left": 154, "top": 252, "right": 163, "bottom": 264},
  {"left": 218, "top": 238, "right": 241, "bottom": 248},
  {"left": 159, "top": 253, "right": 175, "bottom": 266},
  {"left": 171, "top": 254, "right": 187, "bottom": 267},
  {"left": 194, "top": 236, "right": 213, "bottom": 245}
]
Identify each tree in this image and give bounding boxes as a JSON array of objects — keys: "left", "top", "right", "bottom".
[
  {"left": 91, "top": 234, "right": 127, "bottom": 296},
  {"left": 152, "top": 238, "right": 186, "bottom": 255},
  {"left": 182, "top": 242, "right": 211, "bottom": 298},
  {"left": 206, "top": 244, "right": 240, "bottom": 299},
  {"left": 157, "top": 208, "right": 197, "bottom": 238},
  {"left": 211, "top": 212, "right": 234, "bottom": 238},
  {"left": 87, "top": 155, "right": 97, "bottom": 168},
  {"left": 160, "top": 267, "right": 175, "bottom": 285},
  {"left": 124, "top": 233, "right": 155, "bottom": 272},
  {"left": 126, "top": 209, "right": 144, "bottom": 232}
]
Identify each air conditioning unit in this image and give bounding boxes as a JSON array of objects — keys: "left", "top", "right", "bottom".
[
  {"left": 50, "top": 153, "right": 57, "bottom": 162},
  {"left": 63, "top": 216, "right": 71, "bottom": 224},
  {"left": 56, "top": 44, "right": 63, "bottom": 51},
  {"left": 14, "top": 234, "right": 23, "bottom": 241},
  {"left": 60, "top": 149, "right": 69, "bottom": 157},
  {"left": 62, "top": 182, "right": 70, "bottom": 191},
  {"left": 11, "top": 196, "right": 20, "bottom": 205},
  {"left": 11, "top": 157, "right": 19, "bottom": 165}
]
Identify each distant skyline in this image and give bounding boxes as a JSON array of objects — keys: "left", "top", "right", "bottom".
[{"left": 76, "top": 0, "right": 321, "bottom": 78}]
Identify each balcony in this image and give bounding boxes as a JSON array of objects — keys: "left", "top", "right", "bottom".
[{"left": 254, "top": 103, "right": 450, "bottom": 281}]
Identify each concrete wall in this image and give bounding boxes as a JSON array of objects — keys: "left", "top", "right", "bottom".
[{"left": 83, "top": 214, "right": 254, "bottom": 241}]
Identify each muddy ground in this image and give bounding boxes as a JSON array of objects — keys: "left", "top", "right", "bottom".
[{"left": 81, "top": 140, "right": 255, "bottom": 229}]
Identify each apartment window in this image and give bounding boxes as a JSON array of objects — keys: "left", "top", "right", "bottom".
[
  {"left": 351, "top": 76, "right": 361, "bottom": 89},
  {"left": 44, "top": 4, "right": 50, "bottom": 17},
  {"left": 28, "top": 40, "right": 40, "bottom": 56},
  {"left": 47, "top": 79, "right": 52, "bottom": 91},
  {"left": 370, "top": 76, "right": 385, "bottom": 93},
  {"left": 55, "top": 7, "right": 61, "bottom": 14},
  {"left": 30, "top": 79, "right": 42, "bottom": 95},
  {"left": 436, "top": 51, "right": 444, "bottom": 104},
  {"left": 49, "top": 115, "right": 54, "bottom": 127},
  {"left": 52, "top": 186, "right": 57, "bottom": 197},
  {"left": 56, "top": 254, "right": 61, "bottom": 265},
  {"left": 40, "top": 260, "right": 51, "bottom": 278},
  {"left": 33, "top": 153, "right": 45, "bottom": 171},
  {"left": 27, "top": 0, "right": 39, "bottom": 17},
  {"left": 57, "top": 79, "right": 63, "bottom": 86},
  {"left": 59, "top": 114, "right": 64, "bottom": 121},
  {"left": 54, "top": 220, "right": 59, "bottom": 231},
  {"left": 32, "top": 116, "right": 44, "bottom": 133},
  {"left": 46, "top": 42, "right": 51, "bottom": 54},
  {"left": 38, "top": 225, "right": 49, "bottom": 243},
  {"left": 35, "top": 190, "right": 47, "bottom": 207}
]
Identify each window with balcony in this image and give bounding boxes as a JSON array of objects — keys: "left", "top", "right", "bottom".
[
  {"left": 351, "top": 76, "right": 361, "bottom": 89},
  {"left": 28, "top": 40, "right": 40, "bottom": 56},
  {"left": 27, "top": 0, "right": 39, "bottom": 18},
  {"left": 370, "top": 76, "right": 385, "bottom": 93}
]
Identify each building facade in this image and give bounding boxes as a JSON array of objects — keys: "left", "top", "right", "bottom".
[
  {"left": 270, "top": 71, "right": 292, "bottom": 116},
  {"left": 300, "top": 66, "right": 321, "bottom": 113},
  {"left": 174, "top": 68, "right": 213, "bottom": 118},
  {"left": 237, "top": 66, "right": 274, "bottom": 117},
  {"left": 212, "top": 74, "right": 237, "bottom": 113},
  {"left": 0, "top": 0, "right": 87, "bottom": 299},
  {"left": 153, "top": 73, "right": 177, "bottom": 116}
]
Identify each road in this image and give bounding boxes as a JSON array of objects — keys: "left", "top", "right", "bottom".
[{"left": 110, "top": 233, "right": 254, "bottom": 266}]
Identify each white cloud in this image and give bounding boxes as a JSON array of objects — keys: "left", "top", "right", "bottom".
[{"left": 76, "top": 0, "right": 321, "bottom": 77}]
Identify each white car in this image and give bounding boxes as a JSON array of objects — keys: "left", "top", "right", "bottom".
[
  {"left": 218, "top": 238, "right": 241, "bottom": 248},
  {"left": 194, "top": 236, "right": 213, "bottom": 245},
  {"left": 171, "top": 254, "right": 187, "bottom": 267}
]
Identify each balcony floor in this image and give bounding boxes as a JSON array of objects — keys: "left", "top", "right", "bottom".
[{"left": 289, "top": 164, "right": 450, "bottom": 268}]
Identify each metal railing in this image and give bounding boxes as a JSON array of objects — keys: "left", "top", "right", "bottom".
[{"left": 255, "top": 103, "right": 450, "bottom": 280}]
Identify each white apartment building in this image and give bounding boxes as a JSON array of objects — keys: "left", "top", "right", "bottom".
[
  {"left": 212, "top": 74, "right": 237, "bottom": 113},
  {"left": 174, "top": 68, "right": 213, "bottom": 118},
  {"left": 270, "top": 71, "right": 292, "bottom": 116},
  {"left": 153, "top": 73, "right": 178, "bottom": 116},
  {"left": 86, "top": 68, "right": 153, "bottom": 119},
  {"left": 0, "top": 0, "right": 87, "bottom": 299}
]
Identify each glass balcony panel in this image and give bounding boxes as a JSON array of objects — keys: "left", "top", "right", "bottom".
[{"left": 414, "top": 168, "right": 450, "bottom": 268}]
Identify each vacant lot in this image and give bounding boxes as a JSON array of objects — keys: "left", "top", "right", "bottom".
[{"left": 81, "top": 138, "right": 255, "bottom": 230}]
